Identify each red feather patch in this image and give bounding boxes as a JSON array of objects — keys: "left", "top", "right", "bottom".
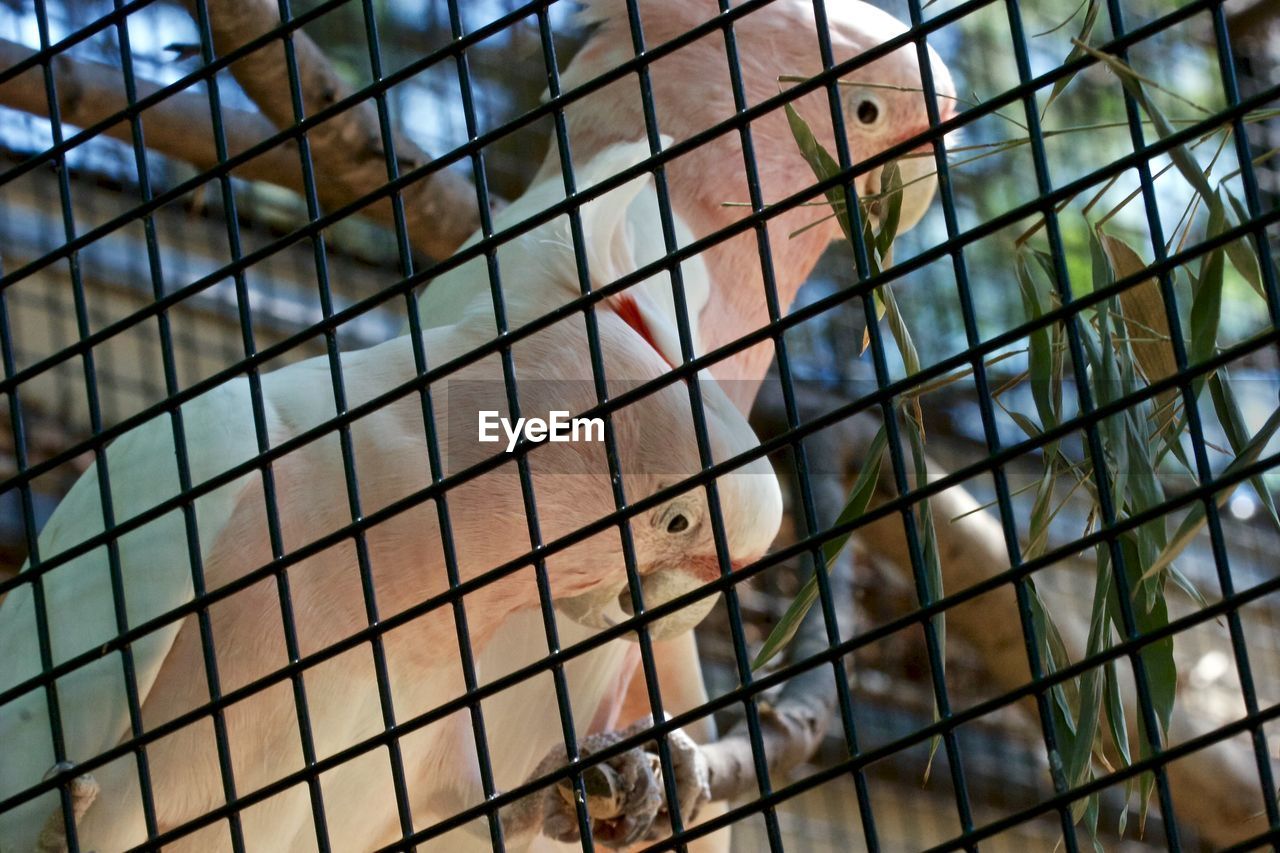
[{"left": 613, "top": 294, "right": 670, "bottom": 366}]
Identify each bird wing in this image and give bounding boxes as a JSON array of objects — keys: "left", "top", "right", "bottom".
[{"left": 0, "top": 378, "right": 266, "bottom": 848}]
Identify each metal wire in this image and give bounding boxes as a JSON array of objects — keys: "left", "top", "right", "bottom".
[{"left": 1, "top": 0, "right": 1277, "bottom": 850}]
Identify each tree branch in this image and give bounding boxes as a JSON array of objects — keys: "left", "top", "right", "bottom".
[
  {"left": 698, "top": 381, "right": 862, "bottom": 802},
  {"left": 0, "top": 38, "right": 302, "bottom": 186},
  {"left": 180, "top": 0, "right": 482, "bottom": 259}
]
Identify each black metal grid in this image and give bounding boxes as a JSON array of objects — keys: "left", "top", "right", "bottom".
[{"left": 0, "top": 0, "right": 1277, "bottom": 850}]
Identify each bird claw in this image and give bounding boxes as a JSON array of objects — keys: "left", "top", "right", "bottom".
[
  {"left": 36, "top": 761, "right": 99, "bottom": 853},
  {"left": 539, "top": 716, "right": 710, "bottom": 849},
  {"left": 641, "top": 724, "right": 711, "bottom": 842}
]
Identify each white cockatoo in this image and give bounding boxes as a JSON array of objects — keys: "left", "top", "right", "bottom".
[
  {"left": 0, "top": 143, "right": 782, "bottom": 852},
  {"left": 413, "top": 0, "right": 957, "bottom": 848}
]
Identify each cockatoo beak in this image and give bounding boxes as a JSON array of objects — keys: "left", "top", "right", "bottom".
[
  {"left": 556, "top": 564, "right": 722, "bottom": 641},
  {"left": 863, "top": 152, "right": 938, "bottom": 237}
]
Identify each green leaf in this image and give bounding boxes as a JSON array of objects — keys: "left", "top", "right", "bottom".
[
  {"left": 1139, "top": 767, "right": 1156, "bottom": 837},
  {"left": 1103, "top": 655, "right": 1131, "bottom": 767},
  {"left": 875, "top": 160, "right": 904, "bottom": 258},
  {"left": 1017, "top": 253, "right": 1058, "bottom": 432},
  {"left": 752, "top": 425, "right": 889, "bottom": 669},
  {"left": 1065, "top": 544, "right": 1117, "bottom": 790},
  {"left": 1166, "top": 562, "right": 1209, "bottom": 609},
  {"left": 1031, "top": 584, "right": 1079, "bottom": 790},
  {"left": 1007, "top": 409, "right": 1045, "bottom": 440},
  {"left": 823, "top": 424, "right": 890, "bottom": 566},
  {"left": 1221, "top": 190, "right": 1266, "bottom": 300},
  {"left": 1042, "top": 0, "right": 1100, "bottom": 117},
  {"left": 1189, "top": 194, "right": 1227, "bottom": 371},
  {"left": 1124, "top": 411, "right": 1166, "bottom": 528},
  {"left": 1025, "top": 460, "right": 1059, "bottom": 560},
  {"left": 1083, "top": 791, "right": 1104, "bottom": 853},
  {"left": 902, "top": 411, "right": 945, "bottom": 659},
  {"left": 785, "top": 102, "right": 853, "bottom": 244},
  {"left": 1113, "top": 535, "right": 1176, "bottom": 749},
  {"left": 1035, "top": 0, "right": 1089, "bottom": 37},
  {"left": 1141, "top": 403, "right": 1280, "bottom": 584},
  {"left": 881, "top": 284, "right": 921, "bottom": 378},
  {"left": 1089, "top": 227, "right": 1114, "bottom": 310},
  {"left": 1066, "top": 664, "right": 1105, "bottom": 788},
  {"left": 1209, "top": 371, "right": 1280, "bottom": 530},
  {"left": 1028, "top": 247, "right": 1061, "bottom": 296}
]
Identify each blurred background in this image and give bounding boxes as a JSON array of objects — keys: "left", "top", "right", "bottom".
[{"left": 0, "top": 0, "right": 1277, "bottom": 849}]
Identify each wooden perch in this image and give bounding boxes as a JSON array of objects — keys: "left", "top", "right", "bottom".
[
  {"left": 180, "top": 0, "right": 482, "bottom": 259},
  {"left": 696, "top": 382, "right": 862, "bottom": 802},
  {"left": 0, "top": 38, "right": 301, "bottom": 185}
]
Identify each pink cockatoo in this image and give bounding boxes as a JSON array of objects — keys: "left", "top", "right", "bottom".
[
  {"left": 0, "top": 144, "right": 782, "bottom": 851},
  {"left": 414, "top": 0, "right": 957, "bottom": 848},
  {"left": 544, "top": 0, "right": 959, "bottom": 408}
]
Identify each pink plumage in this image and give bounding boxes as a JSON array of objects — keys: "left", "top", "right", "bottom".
[{"left": 542, "top": 0, "right": 957, "bottom": 409}]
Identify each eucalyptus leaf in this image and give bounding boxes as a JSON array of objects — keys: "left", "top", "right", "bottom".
[
  {"left": 753, "top": 425, "right": 889, "bottom": 669},
  {"left": 1017, "top": 253, "right": 1059, "bottom": 431},
  {"left": 785, "top": 102, "right": 854, "bottom": 243},
  {"left": 1104, "top": 655, "right": 1131, "bottom": 767},
  {"left": 1221, "top": 189, "right": 1266, "bottom": 299},
  {"left": 1189, "top": 194, "right": 1227, "bottom": 372},
  {"left": 1209, "top": 371, "right": 1280, "bottom": 530},
  {"left": 875, "top": 160, "right": 904, "bottom": 258},
  {"left": 1141, "top": 404, "right": 1280, "bottom": 584},
  {"left": 1042, "top": 0, "right": 1100, "bottom": 117}
]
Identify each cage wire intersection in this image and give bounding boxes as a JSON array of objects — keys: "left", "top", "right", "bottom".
[{"left": 0, "top": 0, "right": 1277, "bottom": 850}]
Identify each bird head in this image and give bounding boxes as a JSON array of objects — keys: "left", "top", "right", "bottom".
[
  {"left": 558, "top": 0, "right": 957, "bottom": 241},
  {"left": 552, "top": 372, "right": 782, "bottom": 641},
  {"left": 808, "top": 1, "right": 958, "bottom": 234},
  {"left": 524, "top": 140, "right": 782, "bottom": 640}
]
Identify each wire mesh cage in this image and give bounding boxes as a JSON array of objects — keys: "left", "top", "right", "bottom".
[{"left": 0, "top": 0, "right": 1277, "bottom": 851}]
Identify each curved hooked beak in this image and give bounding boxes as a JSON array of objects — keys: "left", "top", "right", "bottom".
[
  {"left": 863, "top": 152, "right": 938, "bottom": 237},
  {"left": 556, "top": 566, "right": 720, "bottom": 641}
]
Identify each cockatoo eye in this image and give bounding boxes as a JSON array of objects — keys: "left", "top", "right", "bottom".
[
  {"left": 856, "top": 98, "right": 881, "bottom": 126},
  {"left": 653, "top": 490, "right": 700, "bottom": 536}
]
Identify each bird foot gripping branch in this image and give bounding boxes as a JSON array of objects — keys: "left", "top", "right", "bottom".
[{"left": 532, "top": 716, "right": 710, "bottom": 849}]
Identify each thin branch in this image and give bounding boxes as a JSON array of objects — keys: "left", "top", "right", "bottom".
[
  {"left": 0, "top": 38, "right": 301, "bottom": 185},
  {"left": 178, "top": 0, "right": 485, "bottom": 259},
  {"left": 699, "top": 381, "right": 863, "bottom": 802}
]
